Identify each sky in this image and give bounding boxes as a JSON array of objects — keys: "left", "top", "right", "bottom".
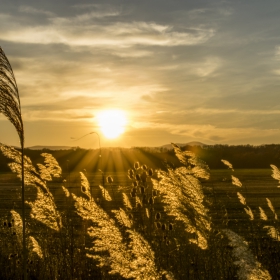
[{"left": 1, "top": 0, "right": 280, "bottom": 148}]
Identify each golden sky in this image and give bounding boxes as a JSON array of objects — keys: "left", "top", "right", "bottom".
[{"left": 1, "top": 1, "right": 280, "bottom": 148}]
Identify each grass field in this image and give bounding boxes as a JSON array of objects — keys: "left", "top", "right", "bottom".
[{"left": 0, "top": 166, "right": 280, "bottom": 279}]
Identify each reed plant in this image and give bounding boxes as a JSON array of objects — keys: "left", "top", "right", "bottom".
[{"left": 2, "top": 134, "right": 280, "bottom": 278}]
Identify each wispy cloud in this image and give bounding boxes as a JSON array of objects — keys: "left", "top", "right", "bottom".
[
  {"left": 0, "top": 9, "right": 215, "bottom": 47},
  {"left": 19, "top": 6, "right": 55, "bottom": 17}
]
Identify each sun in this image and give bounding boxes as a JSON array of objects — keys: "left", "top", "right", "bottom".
[{"left": 97, "top": 110, "right": 127, "bottom": 139}]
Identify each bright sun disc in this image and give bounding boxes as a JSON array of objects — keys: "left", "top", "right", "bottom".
[{"left": 97, "top": 110, "right": 127, "bottom": 139}]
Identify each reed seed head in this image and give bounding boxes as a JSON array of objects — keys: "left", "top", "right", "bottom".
[
  {"left": 148, "top": 168, "right": 153, "bottom": 176},
  {"left": 161, "top": 224, "right": 166, "bottom": 231},
  {"left": 135, "top": 174, "right": 141, "bottom": 181},
  {"left": 169, "top": 223, "right": 173, "bottom": 231},
  {"left": 128, "top": 169, "right": 134, "bottom": 176},
  {"left": 134, "top": 161, "right": 140, "bottom": 170},
  {"left": 142, "top": 164, "right": 147, "bottom": 170},
  {"left": 156, "top": 222, "right": 162, "bottom": 229},
  {"left": 141, "top": 172, "right": 147, "bottom": 183},
  {"left": 107, "top": 176, "right": 113, "bottom": 184},
  {"left": 156, "top": 212, "right": 161, "bottom": 220}
]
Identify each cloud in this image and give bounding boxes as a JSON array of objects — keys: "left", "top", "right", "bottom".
[
  {"left": 19, "top": 6, "right": 55, "bottom": 17},
  {"left": 0, "top": 10, "right": 215, "bottom": 47}
]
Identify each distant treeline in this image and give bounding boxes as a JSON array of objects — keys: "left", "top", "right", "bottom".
[{"left": 1, "top": 144, "right": 280, "bottom": 173}]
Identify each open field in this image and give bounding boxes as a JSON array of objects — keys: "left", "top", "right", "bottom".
[{"left": 1, "top": 168, "right": 279, "bottom": 215}]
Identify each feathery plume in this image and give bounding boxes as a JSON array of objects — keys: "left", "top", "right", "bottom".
[
  {"left": 232, "top": 175, "right": 242, "bottom": 187},
  {"left": 237, "top": 192, "right": 246, "bottom": 205},
  {"left": 172, "top": 143, "right": 210, "bottom": 179},
  {"left": 126, "top": 230, "right": 160, "bottom": 279},
  {"left": 244, "top": 206, "right": 254, "bottom": 220},
  {"left": 0, "top": 47, "right": 24, "bottom": 145},
  {"left": 11, "top": 210, "right": 23, "bottom": 242},
  {"left": 40, "top": 153, "right": 62, "bottom": 178},
  {"left": 62, "top": 186, "right": 70, "bottom": 197},
  {"left": 0, "top": 144, "right": 55, "bottom": 196},
  {"left": 112, "top": 208, "right": 133, "bottom": 228},
  {"left": 259, "top": 207, "right": 268, "bottom": 221},
  {"left": 37, "top": 164, "right": 52, "bottom": 181},
  {"left": 264, "top": 226, "right": 280, "bottom": 241},
  {"left": 99, "top": 185, "right": 112, "bottom": 201},
  {"left": 221, "top": 159, "right": 234, "bottom": 171},
  {"left": 1, "top": 47, "right": 26, "bottom": 280},
  {"left": 270, "top": 164, "right": 280, "bottom": 186},
  {"left": 223, "top": 229, "right": 271, "bottom": 280},
  {"left": 1, "top": 144, "right": 62, "bottom": 231},
  {"left": 72, "top": 193, "right": 162, "bottom": 279},
  {"left": 26, "top": 188, "right": 61, "bottom": 231},
  {"left": 80, "top": 172, "right": 91, "bottom": 199},
  {"left": 266, "top": 198, "right": 278, "bottom": 220},
  {"left": 123, "top": 193, "right": 133, "bottom": 210},
  {"left": 153, "top": 144, "right": 211, "bottom": 250},
  {"left": 28, "top": 236, "right": 43, "bottom": 259}
]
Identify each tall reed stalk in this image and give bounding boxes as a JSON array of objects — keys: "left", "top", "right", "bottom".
[{"left": 0, "top": 47, "right": 26, "bottom": 279}]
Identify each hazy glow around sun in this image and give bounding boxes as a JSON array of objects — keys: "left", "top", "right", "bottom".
[{"left": 97, "top": 110, "right": 127, "bottom": 139}]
